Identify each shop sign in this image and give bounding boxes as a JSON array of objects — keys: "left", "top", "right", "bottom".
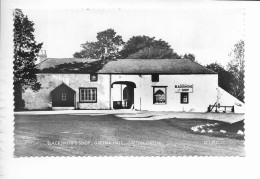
[{"left": 175, "top": 84, "right": 193, "bottom": 93}]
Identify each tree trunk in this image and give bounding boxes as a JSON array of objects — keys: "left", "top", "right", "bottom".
[{"left": 14, "top": 83, "right": 25, "bottom": 111}]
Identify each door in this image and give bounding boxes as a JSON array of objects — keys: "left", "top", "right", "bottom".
[{"left": 51, "top": 83, "right": 75, "bottom": 107}]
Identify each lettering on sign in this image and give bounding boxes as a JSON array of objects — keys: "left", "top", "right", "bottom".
[{"left": 175, "top": 84, "right": 193, "bottom": 93}]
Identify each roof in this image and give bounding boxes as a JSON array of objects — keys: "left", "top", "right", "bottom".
[
  {"left": 50, "top": 83, "right": 76, "bottom": 94},
  {"left": 37, "top": 58, "right": 216, "bottom": 74}
]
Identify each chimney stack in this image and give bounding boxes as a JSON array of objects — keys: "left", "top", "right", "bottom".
[{"left": 39, "top": 50, "right": 47, "bottom": 63}]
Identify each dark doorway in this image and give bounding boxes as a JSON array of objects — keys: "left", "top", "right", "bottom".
[
  {"left": 51, "top": 83, "right": 75, "bottom": 107},
  {"left": 123, "top": 86, "right": 134, "bottom": 109}
]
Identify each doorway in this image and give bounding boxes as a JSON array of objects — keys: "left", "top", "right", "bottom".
[
  {"left": 50, "top": 83, "right": 75, "bottom": 108},
  {"left": 111, "top": 81, "right": 136, "bottom": 109}
]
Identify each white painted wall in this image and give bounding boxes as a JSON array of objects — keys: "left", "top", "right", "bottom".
[
  {"left": 23, "top": 73, "right": 219, "bottom": 112},
  {"left": 111, "top": 74, "right": 218, "bottom": 112},
  {"left": 217, "top": 87, "right": 245, "bottom": 113},
  {"left": 111, "top": 84, "right": 126, "bottom": 101},
  {"left": 23, "top": 74, "right": 111, "bottom": 110}
]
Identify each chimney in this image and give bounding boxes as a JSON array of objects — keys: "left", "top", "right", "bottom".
[{"left": 39, "top": 50, "right": 47, "bottom": 63}]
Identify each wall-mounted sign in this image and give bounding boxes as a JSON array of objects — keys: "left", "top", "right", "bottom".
[{"left": 175, "top": 84, "right": 193, "bottom": 93}]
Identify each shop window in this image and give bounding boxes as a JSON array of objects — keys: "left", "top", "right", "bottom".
[
  {"left": 61, "top": 93, "right": 66, "bottom": 101},
  {"left": 151, "top": 74, "right": 159, "bottom": 82},
  {"left": 90, "top": 74, "right": 98, "bottom": 82},
  {"left": 153, "top": 87, "right": 166, "bottom": 104},
  {"left": 181, "top": 93, "right": 189, "bottom": 104},
  {"left": 79, "top": 88, "right": 97, "bottom": 103}
]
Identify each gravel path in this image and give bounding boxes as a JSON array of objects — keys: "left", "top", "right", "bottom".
[{"left": 16, "top": 110, "right": 244, "bottom": 123}]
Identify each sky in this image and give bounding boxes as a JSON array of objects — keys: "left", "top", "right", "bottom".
[{"left": 23, "top": 8, "right": 244, "bottom": 66}]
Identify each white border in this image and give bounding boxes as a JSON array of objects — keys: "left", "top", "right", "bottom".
[{"left": 1, "top": 0, "right": 260, "bottom": 179}]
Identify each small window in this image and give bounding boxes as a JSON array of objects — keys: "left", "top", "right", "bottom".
[
  {"left": 151, "top": 74, "right": 159, "bottom": 82},
  {"left": 79, "top": 88, "right": 97, "bottom": 103},
  {"left": 90, "top": 74, "right": 98, "bottom": 82},
  {"left": 61, "top": 93, "right": 66, "bottom": 101},
  {"left": 153, "top": 87, "right": 166, "bottom": 104},
  {"left": 181, "top": 93, "right": 189, "bottom": 104}
]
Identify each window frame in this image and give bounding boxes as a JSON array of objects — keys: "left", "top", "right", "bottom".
[
  {"left": 152, "top": 86, "right": 167, "bottom": 105},
  {"left": 151, "top": 74, "right": 159, "bottom": 82},
  {"left": 180, "top": 92, "right": 189, "bottom": 104},
  {"left": 61, "top": 93, "right": 66, "bottom": 101},
  {"left": 79, "top": 87, "right": 97, "bottom": 103},
  {"left": 90, "top": 74, "right": 98, "bottom": 82}
]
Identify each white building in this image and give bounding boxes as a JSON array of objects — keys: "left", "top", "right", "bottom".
[{"left": 22, "top": 57, "right": 244, "bottom": 113}]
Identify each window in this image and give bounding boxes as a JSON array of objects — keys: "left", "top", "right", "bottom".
[
  {"left": 151, "top": 74, "right": 159, "bottom": 82},
  {"left": 153, "top": 86, "right": 166, "bottom": 104},
  {"left": 90, "top": 74, "right": 98, "bottom": 82},
  {"left": 79, "top": 88, "right": 97, "bottom": 103},
  {"left": 61, "top": 93, "right": 66, "bottom": 101},
  {"left": 181, "top": 93, "right": 189, "bottom": 104}
]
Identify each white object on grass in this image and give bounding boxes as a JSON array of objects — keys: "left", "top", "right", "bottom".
[
  {"left": 191, "top": 126, "right": 199, "bottom": 132},
  {"left": 60, "top": 131, "right": 70, "bottom": 134},
  {"left": 220, "top": 130, "right": 226, "bottom": 133},
  {"left": 237, "top": 130, "right": 244, "bottom": 135}
]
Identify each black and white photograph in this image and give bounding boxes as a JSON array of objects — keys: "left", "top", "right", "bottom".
[
  {"left": 2, "top": 0, "right": 260, "bottom": 178},
  {"left": 11, "top": 8, "right": 246, "bottom": 157}
]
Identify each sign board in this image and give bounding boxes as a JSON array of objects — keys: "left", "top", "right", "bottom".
[{"left": 175, "top": 84, "right": 193, "bottom": 93}]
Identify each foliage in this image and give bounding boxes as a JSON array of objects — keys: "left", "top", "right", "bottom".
[
  {"left": 73, "top": 29, "right": 124, "bottom": 59},
  {"left": 206, "top": 62, "right": 234, "bottom": 94},
  {"left": 120, "top": 35, "right": 181, "bottom": 59},
  {"left": 73, "top": 42, "right": 99, "bottom": 58},
  {"left": 126, "top": 47, "right": 177, "bottom": 59},
  {"left": 183, "top": 53, "right": 196, "bottom": 61},
  {"left": 13, "top": 9, "right": 43, "bottom": 110},
  {"left": 227, "top": 40, "right": 245, "bottom": 102},
  {"left": 40, "top": 59, "right": 111, "bottom": 74}
]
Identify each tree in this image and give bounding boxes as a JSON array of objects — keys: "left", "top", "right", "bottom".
[
  {"left": 13, "top": 9, "right": 43, "bottom": 110},
  {"left": 227, "top": 40, "right": 245, "bottom": 102},
  {"left": 73, "top": 42, "right": 100, "bottom": 59},
  {"left": 206, "top": 62, "right": 233, "bottom": 94},
  {"left": 73, "top": 29, "right": 124, "bottom": 59},
  {"left": 183, "top": 53, "right": 195, "bottom": 61},
  {"left": 120, "top": 35, "right": 181, "bottom": 59}
]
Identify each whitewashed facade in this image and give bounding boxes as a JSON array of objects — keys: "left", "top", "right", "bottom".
[
  {"left": 24, "top": 73, "right": 219, "bottom": 112},
  {"left": 22, "top": 58, "right": 244, "bottom": 113}
]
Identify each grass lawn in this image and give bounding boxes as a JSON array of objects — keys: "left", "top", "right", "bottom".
[{"left": 14, "top": 113, "right": 245, "bottom": 156}]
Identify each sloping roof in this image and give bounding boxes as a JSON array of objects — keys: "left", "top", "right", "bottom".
[
  {"left": 38, "top": 58, "right": 98, "bottom": 70},
  {"left": 50, "top": 83, "right": 76, "bottom": 94},
  {"left": 37, "top": 58, "right": 216, "bottom": 74}
]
